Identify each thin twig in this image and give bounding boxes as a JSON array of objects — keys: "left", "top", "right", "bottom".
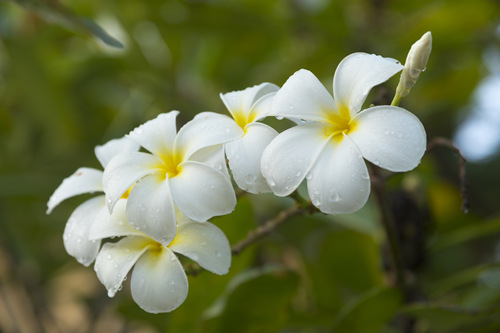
[
  {"left": 231, "top": 206, "right": 305, "bottom": 255},
  {"left": 427, "top": 137, "right": 469, "bottom": 213},
  {"left": 184, "top": 191, "right": 314, "bottom": 275}
]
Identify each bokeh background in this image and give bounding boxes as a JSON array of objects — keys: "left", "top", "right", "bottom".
[{"left": 1, "top": 0, "right": 500, "bottom": 332}]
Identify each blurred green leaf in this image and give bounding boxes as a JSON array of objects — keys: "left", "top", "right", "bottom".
[
  {"left": 201, "top": 266, "right": 299, "bottom": 333},
  {"left": 400, "top": 303, "right": 500, "bottom": 333},
  {"left": 4, "top": 0, "right": 123, "bottom": 47},
  {"left": 332, "top": 287, "right": 402, "bottom": 333},
  {"left": 429, "top": 216, "right": 500, "bottom": 253}
]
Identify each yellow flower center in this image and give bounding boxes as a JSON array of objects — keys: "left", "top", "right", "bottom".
[
  {"left": 231, "top": 108, "right": 255, "bottom": 132},
  {"left": 323, "top": 104, "right": 356, "bottom": 143},
  {"left": 157, "top": 150, "right": 184, "bottom": 178}
]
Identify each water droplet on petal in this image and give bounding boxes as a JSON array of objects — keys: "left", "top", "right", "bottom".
[
  {"left": 107, "top": 254, "right": 112, "bottom": 260},
  {"left": 312, "top": 198, "right": 321, "bottom": 207},
  {"left": 215, "top": 251, "right": 222, "bottom": 258},
  {"left": 170, "top": 252, "right": 177, "bottom": 262}
]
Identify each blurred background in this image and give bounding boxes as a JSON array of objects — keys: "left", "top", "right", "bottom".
[{"left": 1, "top": 0, "right": 500, "bottom": 332}]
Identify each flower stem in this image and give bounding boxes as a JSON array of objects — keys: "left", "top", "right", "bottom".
[
  {"left": 370, "top": 167, "right": 408, "bottom": 296},
  {"left": 391, "top": 93, "right": 402, "bottom": 106}
]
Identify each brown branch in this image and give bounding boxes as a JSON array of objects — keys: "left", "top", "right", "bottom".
[
  {"left": 427, "top": 137, "right": 469, "bottom": 213},
  {"left": 370, "top": 167, "right": 408, "bottom": 296},
  {"left": 231, "top": 206, "right": 305, "bottom": 255},
  {"left": 185, "top": 192, "right": 315, "bottom": 276}
]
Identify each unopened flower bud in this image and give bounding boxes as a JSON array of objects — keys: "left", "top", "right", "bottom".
[{"left": 396, "top": 31, "right": 432, "bottom": 99}]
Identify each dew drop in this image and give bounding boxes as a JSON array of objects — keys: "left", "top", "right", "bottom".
[
  {"left": 76, "top": 237, "right": 82, "bottom": 244},
  {"left": 107, "top": 289, "right": 116, "bottom": 298},
  {"left": 268, "top": 179, "right": 276, "bottom": 187},
  {"left": 244, "top": 174, "right": 256, "bottom": 185},
  {"left": 328, "top": 190, "right": 340, "bottom": 203},
  {"left": 276, "top": 116, "right": 284, "bottom": 120},
  {"left": 106, "top": 254, "right": 112, "bottom": 260},
  {"left": 170, "top": 252, "right": 177, "bottom": 262},
  {"left": 216, "top": 251, "right": 222, "bottom": 258},
  {"left": 312, "top": 198, "right": 321, "bottom": 207},
  {"left": 169, "top": 279, "right": 175, "bottom": 285}
]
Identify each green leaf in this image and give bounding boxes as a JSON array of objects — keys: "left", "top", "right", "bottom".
[
  {"left": 429, "top": 217, "right": 500, "bottom": 253},
  {"left": 201, "top": 265, "right": 300, "bottom": 333},
  {"left": 400, "top": 303, "right": 500, "bottom": 333},
  {"left": 332, "top": 287, "right": 402, "bottom": 333}
]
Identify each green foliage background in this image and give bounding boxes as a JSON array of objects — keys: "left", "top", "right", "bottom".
[{"left": 1, "top": 0, "right": 500, "bottom": 332}]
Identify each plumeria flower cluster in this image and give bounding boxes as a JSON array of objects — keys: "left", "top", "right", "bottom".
[{"left": 48, "top": 32, "right": 431, "bottom": 313}]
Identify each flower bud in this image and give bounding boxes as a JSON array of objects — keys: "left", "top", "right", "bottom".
[{"left": 396, "top": 31, "right": 432, "bottom": 98}]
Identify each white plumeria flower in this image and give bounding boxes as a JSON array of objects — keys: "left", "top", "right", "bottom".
[
  {"left": 220, "top": 82, "right": 280, "bottom": 193},
  {"left": 46, "top": 137, "right": 140, "bottom": 266},
  {"left": 103, "top": 111, "right": 241, "bottom": 245},
  {"left": 261, "top": 53, "right": 426, "bottom": 214},
  {"left": 93, "top": 206, "right": 231, "bottom": 313}
]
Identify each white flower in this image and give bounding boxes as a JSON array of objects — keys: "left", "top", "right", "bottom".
[
  {"left": 220, "top": 83, "right": 280, "bottom": 193},
  {"left": 261, "top": 53, "right": 426, "bottom": 214},
  {"left": 92, "top": 206, "right": 231, "bottom": 313},
  {"left": 395, "top": 31, "right": 433, "bottom": 99},
  {"left": 102, "top": 111, "right": 241, "bottom": 244},
  {"left": 46, "top": 137, "right": 139, "bottom": 266}
]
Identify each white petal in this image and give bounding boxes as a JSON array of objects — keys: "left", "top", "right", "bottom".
[
  {"left": 271, "top": 69, "right": 336, "bottom": 122},
  {"left": 102, "top": 152, "right": 164, "bottom": 212},
  {"left": 226, "top": 122, "right": 278, "bottom": 193},
  {"left": 127, "top": 111, "right": 179, "bottom": 157},
  {"left": 88, "top": 199, "right": 143, "bottom": 241},
  {"left": 220, "top": 83, "right": 279, "bottom": 120},
  {"left": 63, "top": 196, "right": 106, "bottom": 266},
  {"left": 94, "top": 236, "right": 151, "bottom": 298},
  {"left": 94, "top": 137, "right": 140, "bottom": 169},
  {"left": 47, "top": 167, "right": 103, "bottom": 214},
  {"left": 175, "top": 112, "right": 243, "bottom": 160},
  {"left": 348, "top": 106, "right": 426, "bottom": 172},
  {"left": 249, "top": 91, "right": 277, "bottom": 121},
  {"left": 169, "top": 221, "right": 231, "bottom": 275},
  {"left": 333, "top": 53, "right": 403, "bottom": 117},
  {"left": 307, "top": 136, "right": 370, "bottom": 214},
  {"left": 190, "top": 145, "right": 230, "bottom": 179},
  {"left": 126, "top": 174, "right": 176, "bottom": 245},
  {"left": 174, "top": 208, "right": 192, "bottom": 226},
  {"left": 131, "top": 247, "right": 188, "bottom": 313},
  {"left": 170, "top": 161, "right": 236, "bottom": 222},
  {"left": 261, "top": 122, "right": 329, "bottom": 196}
]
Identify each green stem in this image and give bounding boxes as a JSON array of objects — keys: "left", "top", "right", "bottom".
[{"left": 391, "top": 92, "right": 402, "bottom": 106}]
